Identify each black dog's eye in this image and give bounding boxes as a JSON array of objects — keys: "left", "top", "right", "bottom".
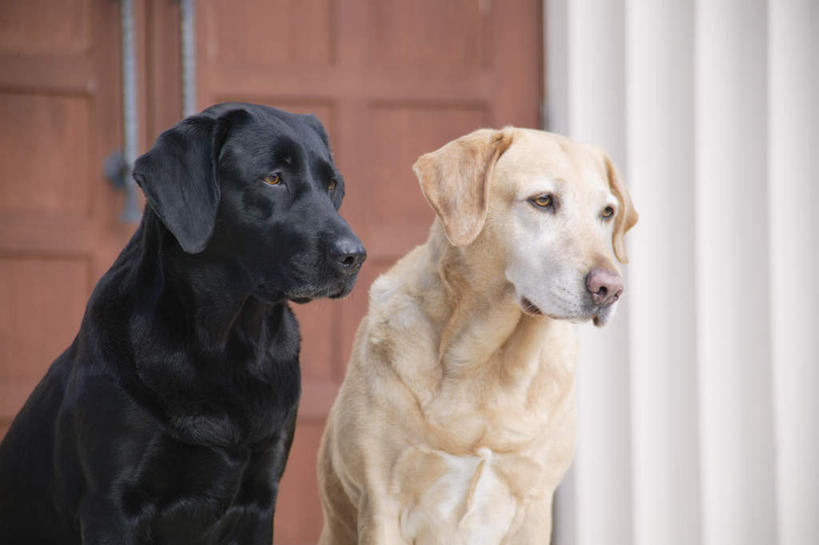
[
  {"left": 328, "top": 178, "right": 337, "bottom": 191},
  {"left": 529, "top": 194, "right": 555, "bottom": 210},
  {"left": 263, "top": 173, "right": 282, "bottom": 186},
  {"left": 602, "top": 206, "right": 615, "bottom": 220}
]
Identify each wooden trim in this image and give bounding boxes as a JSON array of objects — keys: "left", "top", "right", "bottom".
[
  {"left": 0, "top": 214, "right": 96, "bottom": 255},
  {"left": 0, "top": 55, "right": 95, "bottom": 95}
]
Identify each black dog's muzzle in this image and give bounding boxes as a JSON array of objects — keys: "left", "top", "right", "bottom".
[{"left": 330, "top": 235, "right": 366, "bottom": 275}]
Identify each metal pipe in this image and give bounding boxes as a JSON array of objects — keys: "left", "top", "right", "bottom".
[
  {"left": 119, "top": 0, "right": 141, "bottom": 222},
  {"left": 180, "top": 0, "right": 197, "bottom": 117}
]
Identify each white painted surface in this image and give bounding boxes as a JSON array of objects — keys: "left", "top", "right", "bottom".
[
  {"left": 768, "top": 1, "right": 819, "bottom": 544},
  {"left": 695, "top": 2, "right": 777, "bottom": 543},
  {"left": 625, "top": 1, "right": 701, "bottom": 544},
  {"left": 545, "top": 0, "right": 818, "bottom": 543}
]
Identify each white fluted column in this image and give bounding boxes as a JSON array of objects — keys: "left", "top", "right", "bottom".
[
  {"left": 547, "top": 2, "right": 817, "bottom": 544},
  {"left": 625, "top": 1, "right": 701, "bottom": 544},
  {"left": 768, "top": 1, "right": 819, "bottom": 543},
  {"left": 694, "top": 1, "right": 777, "bottom": 544}
]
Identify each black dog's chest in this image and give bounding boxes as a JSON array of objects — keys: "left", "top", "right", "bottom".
[{"left": 126, "top": 437, "right": 280, "bottom": 542}]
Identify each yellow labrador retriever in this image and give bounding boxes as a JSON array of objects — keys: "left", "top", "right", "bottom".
[{"left": 318, "top": 128, "right": 638, "bottom": 544}]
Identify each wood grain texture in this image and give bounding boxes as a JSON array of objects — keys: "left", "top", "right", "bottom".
[
  {"left": 0, "top": 257, "right": 91, "bottom": 420},
  {"left": 0, "top": 92, "right": 92, "bottom": 215},
  {"left": 0, "top": 0, "right": 132, "bottom": 443},
  {"left": 0, "top": 0, "right": 91, "bottom": 56}
]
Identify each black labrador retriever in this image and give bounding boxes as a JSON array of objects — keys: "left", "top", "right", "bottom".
[{"left": 0, "top": 103, "right": 365, "bottom": 544}]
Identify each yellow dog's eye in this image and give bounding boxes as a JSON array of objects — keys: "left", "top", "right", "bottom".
[
  {"left": 530, "top": 194, "right": 553, "bottom": 208},
  {"left": 263, "top": 173, "right": 281, "bottom": 186},
  {"left": 328, "top": 179, "right": 337, "bottom": 191},
  {"left": 602, "top": 206, "right": 615, "bottom": 219}
]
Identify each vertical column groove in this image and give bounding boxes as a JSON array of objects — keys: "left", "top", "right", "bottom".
[{"left": 694, "top": 1, "right": 777, "bottom": 543}]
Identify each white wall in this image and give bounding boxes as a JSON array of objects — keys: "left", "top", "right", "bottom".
[{"left": 546, "top": 0, "right": 819, "bottom": 544}]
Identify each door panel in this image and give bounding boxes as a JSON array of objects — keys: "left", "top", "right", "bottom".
[
  {"left": 0, "top": 257, "right": 90, "bottom": 421},
  {"left": 367, "top": 0, "right": 490, "bottom": 67},
  {"left": 0, "top": 0, "right": 92, "bottom": 56},
  {"left": 206, "top": 0, "right": 334, "bottom": 65},
  {"left": 197, "top": 1, "right": 541, "bottom": 543},
  {"left": 0, "top": 91, "right": 93, "bottom": 215},
  {"left": 0, "top": 257, "right": 90, "bottom": 378},
  {"left": 0, "top": 0, "right": 126, "bottom": 438}
]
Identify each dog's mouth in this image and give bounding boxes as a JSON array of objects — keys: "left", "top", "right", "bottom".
[
  {"left": 591, "top": 304, "right": 614, "bottom": 327},
  {"left": 591, "top": 310, "right": 612, "bottom": 327},
  {"left": 286, "top": 281, "right": 352, "bottom": 304},
  {"left": 520, "top": 297, "right": 543, "bottom": 316},
  {"left": 520, "top": 295, "right": 610, "bottom": 325},
  {"left": 328, "top": 287, "right": 349, "bottom": 299}
]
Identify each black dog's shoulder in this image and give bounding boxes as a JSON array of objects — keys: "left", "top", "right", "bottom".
[
  {"left": 0, "top": 347, "right": 76, "bottom": 542},
  {"left": 82, "top": 220, "right": 302, "bottom": 449}
]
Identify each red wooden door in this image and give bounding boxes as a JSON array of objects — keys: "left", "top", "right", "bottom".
[
  {"left": 195, "top": 1, "right": 541, "bottom": 543},
  {"left": 0, "top": 0, "right": 132, "bottom": 437},
  {"left": 0, "top": 0, "right": 193, "bottom": 438}
]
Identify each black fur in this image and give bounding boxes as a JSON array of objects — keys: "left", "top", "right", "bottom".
[{"left": 0, "top": 103, "right": 365, "bottom": 544}]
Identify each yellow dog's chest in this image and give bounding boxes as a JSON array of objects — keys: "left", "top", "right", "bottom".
[{"left": 390, "top": 447, "right": 546, "bottom": 545}]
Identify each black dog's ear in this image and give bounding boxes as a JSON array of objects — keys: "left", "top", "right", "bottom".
[{"left": 133, "top": 110, "right": 246, "bottom": 253}]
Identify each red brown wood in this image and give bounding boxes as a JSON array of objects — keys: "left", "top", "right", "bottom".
[
  {"left": 0, "top": 1, "right": 541, "bottom": 542},
  {"left": 0, "top": 0, "right": 129, "bottom": 439}
]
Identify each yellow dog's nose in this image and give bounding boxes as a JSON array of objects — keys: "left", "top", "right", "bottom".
[{"left": 586, "top": 268, "right": 624, "bottom": 306}]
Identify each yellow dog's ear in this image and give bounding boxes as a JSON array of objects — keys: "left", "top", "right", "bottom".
[
  {"left": 601, "top": 152, "right": 638, "bottom": 263},
  {"left": 413, "top": 128, "right": 513, "bottom": 247}
]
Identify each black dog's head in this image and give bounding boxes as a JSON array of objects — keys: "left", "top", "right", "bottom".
[{"left": 133, "top": 103, "right": 365, "bottom": 303}]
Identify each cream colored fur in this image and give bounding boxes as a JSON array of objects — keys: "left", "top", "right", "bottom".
[{"left": 317, "top": 128, "right": 638, "bottom": 545}]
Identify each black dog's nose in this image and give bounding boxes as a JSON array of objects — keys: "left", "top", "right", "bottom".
[{"left": 331, "top": 237, "right": 366, "bottom": 274}]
